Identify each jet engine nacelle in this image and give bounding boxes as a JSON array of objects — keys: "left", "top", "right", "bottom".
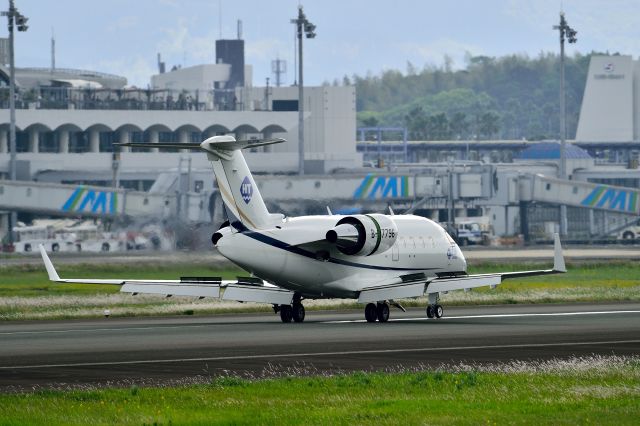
[{"left": 326, "top": 214, "right": 398, "bottom": 256}]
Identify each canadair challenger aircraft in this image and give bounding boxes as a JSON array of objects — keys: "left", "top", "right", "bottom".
[{"left": 39, "top": 136, "right": 566, "bottom": 323}]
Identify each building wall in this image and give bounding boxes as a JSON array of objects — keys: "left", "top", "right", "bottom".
[
  {"left": 576, "top": 55, "right": 636, "bottom": 141},
  {"left": 151, "top": 64, "right": 231, "bottom": 91},
  {"left": 239, "top": 85, "right": 360, "bottom": 171}
]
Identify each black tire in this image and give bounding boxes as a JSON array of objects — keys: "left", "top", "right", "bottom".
[
  {"left": 376, "top": 302, "right": 390, "bottom": 322},
  {"left": 426, "top": 305, "right": 435, "bottom": 318},
  {"left": 622, "top": 231, "right": 635, "bottom": 240},
  {"left": 102, "top": 243, "right": 110, "bottom": 252},
  {"left": 434, "top": 304, "right": 444, "bottom": 319},
  {"left": 364, "top": 303, "right": 377, "bottom": 322},
  {"left": 292, "top": 303, "right": 305, "bottom": 323},
  {"left": 24, "top": 244, "right": 32, "bottom": 252},
  {"left": 279, "top": 305, "right": 293, "bottom": 323},
  {"left": 51, "top": 243, "right": 59, "bottom": 252}
]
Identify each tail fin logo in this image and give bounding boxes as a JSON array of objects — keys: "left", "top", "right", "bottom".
[{"left": 240, "top": 176, "right": 253, "bottom": 204}]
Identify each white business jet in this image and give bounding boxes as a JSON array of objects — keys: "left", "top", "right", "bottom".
[{"left": 39, "top": 136, "right": 566, "bottom": 323}]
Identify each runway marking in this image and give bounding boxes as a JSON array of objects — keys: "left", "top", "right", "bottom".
[
  {"left": 325, "top": 310, "right": 640, "bottom": 323},
  {"left": 1, "top": 339, "right": 639, "bottom": 370},
  {"left": 1, "top": 310, "right": 639, "bottom": 335}
]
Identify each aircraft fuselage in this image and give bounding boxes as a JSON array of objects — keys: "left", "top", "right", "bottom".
[{"left": 216, "top": 214, "right": 467, "bottom": 298}]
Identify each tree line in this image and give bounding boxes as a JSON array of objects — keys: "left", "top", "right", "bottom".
[{"left": 331, "top": 52, "right": 602, "bottom": 141}]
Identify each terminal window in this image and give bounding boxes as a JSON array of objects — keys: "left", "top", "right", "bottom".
[{"left": 272, "top": 100, "right": 298, "bottom": 112}]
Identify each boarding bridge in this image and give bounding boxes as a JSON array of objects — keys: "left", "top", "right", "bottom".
[
  {"left": 0, "top": 180, "right": 178, "bottom": 219},
  {"left": 2, "top": 170, "right": 638, "bottom": 227},
  {"left": 522, "top": 175, "right": 640, "bottom": 216}
]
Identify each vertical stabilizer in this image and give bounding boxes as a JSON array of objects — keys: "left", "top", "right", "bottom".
[{"left": 202, "top": 136, "right": 273, "bottom": 230}]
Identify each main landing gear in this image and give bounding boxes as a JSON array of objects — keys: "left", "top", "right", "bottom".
[
  {"left": 425, "top": 292, "right": 444, "bottom": 319},
  {"left": 426, "top": 304, "right": 443, "bottom": 319},
  {"left": 276, "top": 300, "right": 305, "bottom": 323},
  {"left": 364, "top": 302, "right": 390, "bottom": 323}
]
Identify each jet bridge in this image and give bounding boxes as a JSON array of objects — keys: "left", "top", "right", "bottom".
[
  {"left": 521, "top": 174, "right": 639, "bottom": 215},
  {"left": 0, "top": 180, "right": 177, "bottom": 219}
]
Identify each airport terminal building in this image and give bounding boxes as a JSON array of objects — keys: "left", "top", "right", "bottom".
[{"left": 1, "top": 48, "right": 639, "bottom": 241}]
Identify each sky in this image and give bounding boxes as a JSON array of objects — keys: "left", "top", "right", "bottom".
[{"left": 7, "top": 0, "right": 640, "bottom": 88}]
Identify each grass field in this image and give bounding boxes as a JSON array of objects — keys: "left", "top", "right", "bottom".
[
  {"left": 1, "top": 260, "right": 639, "bottom": 320},
  {"left": 0, "top": 356, "right": 638, "bottom": 425}
]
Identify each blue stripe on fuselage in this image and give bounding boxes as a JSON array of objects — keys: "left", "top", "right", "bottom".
[{"left": 238, "top": 229, "right": 430, "bottom": 272}]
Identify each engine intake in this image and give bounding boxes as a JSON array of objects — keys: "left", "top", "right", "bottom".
[{"left": 326, "top": 214, "right": 398, "bottom": 256}]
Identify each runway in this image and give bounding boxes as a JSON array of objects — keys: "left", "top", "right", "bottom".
[{"left": 1, "top": 302, "right": 639, "bottom": 390}]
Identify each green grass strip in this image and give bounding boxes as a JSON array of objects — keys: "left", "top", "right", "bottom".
[{"left": 0, "top": 358, "right": 638, "bottom": 425}]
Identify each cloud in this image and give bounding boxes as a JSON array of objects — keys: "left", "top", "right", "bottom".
[
  {"left": 397, "top": 38, "right": 485, "bottom": 69},
  {"left": 245, "top": 38, "right": 291, "bottom": 61},
  {"left": 87, "top": 57, "right": 157, "bottom": 88},
  {"left": 156, "top": 17, "right": 217, "bottom": 66}
]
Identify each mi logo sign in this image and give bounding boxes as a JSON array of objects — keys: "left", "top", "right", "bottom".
[
  {"left": 354, "top": 174, "right": 410, "bottom": 200},
  {"left": 61, "top": 186, "right": 118, "bottom": 215},
  {"left": 581, "top": 186, "right": 639, "bottom": 214}
]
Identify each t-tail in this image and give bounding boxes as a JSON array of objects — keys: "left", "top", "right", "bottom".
[{"left": 115, "top": 135, "right": 285, "bottom": 230}]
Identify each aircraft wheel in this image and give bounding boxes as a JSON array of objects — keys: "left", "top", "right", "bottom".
[
  {"left": 364, "top": 303, "right": 377, "bottom": 322},
  {"left": 279, "top": 305, "right": 293, "bottom": 323},
  {"left": 292, "top": 302, "right": 305, "bottom": 323},
  {"left": 426, "top": 305, "right": 435, "bottom": 319},
  {"left": 434, "top": 304, "right": 444, "bottom": 319},
  {"left": 376, "top": 302, "right": 390, "bottom": 322}
]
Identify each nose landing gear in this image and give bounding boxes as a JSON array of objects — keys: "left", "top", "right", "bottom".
[
  {"left": 426, "top": 304, "right": 443, "bottom": 319},
  {"left": 426, "top": 292, "right": 444, "bottom": 319}
]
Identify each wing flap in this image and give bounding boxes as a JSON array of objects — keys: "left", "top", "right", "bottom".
[
  {"left": 358, "top": 282, "right": 426, "bottom": 303},
  {"left": 427, "top": 274, "right": 501, "bottom": 293},
  {"left": 222, "top": 284, "right": 294, "bottom": 305},
  {"left": 121, "top": 282, "right": 221, "bottom": 298}
]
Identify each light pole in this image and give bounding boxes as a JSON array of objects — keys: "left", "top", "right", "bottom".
[
  {"left": 2, "top": 0, "right": 28, "bottom": 246},
  {"left": 553, "top": 12, "right": 576, "bottom": 237},
  {"left": 291, "top": 5, "right": 315, "bottom": 175}
]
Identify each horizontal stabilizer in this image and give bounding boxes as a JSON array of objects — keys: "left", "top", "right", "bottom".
[{"left": 115, "top": 137, "right": 285, "bottom": 152}]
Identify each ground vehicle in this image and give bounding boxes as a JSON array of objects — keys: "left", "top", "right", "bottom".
[
  {"left": 616, "top": 219, "right": 640, "bottom": 241},
  {"left": 13, "top": 224, "right": 67, "bottom": 253},
  {"left": 450, "top": 217, "right": 492, "bottom": 246},
  {"left": 13, "top": 220, "right": 120, "bottom": 253}
]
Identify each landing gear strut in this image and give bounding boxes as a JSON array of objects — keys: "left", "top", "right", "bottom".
[{"left": 364, "top": 302, "right": 390, "bottom": 322}]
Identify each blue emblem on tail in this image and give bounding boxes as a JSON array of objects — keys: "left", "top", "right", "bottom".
[{"left": 240, "top": 176, "right": 253, "bottom": 204}]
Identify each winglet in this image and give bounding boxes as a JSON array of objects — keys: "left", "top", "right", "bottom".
[
  {"left": 39, "top": 244, "right": 60, "bottom": 282},
  {"left": 326, "top": 206, "right": 333, "bottom": 215},
  {"left": 553, "top": 233, "right": 566, "bottom": 273}
]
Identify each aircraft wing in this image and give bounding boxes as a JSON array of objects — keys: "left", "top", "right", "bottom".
[
  {"left": 38, "top": 245, "right": 294, "bottom": 305},
  {"left": 358, "top": 234, "right": 566, "bottom": 303}
]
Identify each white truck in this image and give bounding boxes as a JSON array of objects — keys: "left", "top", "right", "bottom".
[
  {"left": 451, "top": 217, "right": 493, "bottom": 246},
  {"left": 12, "top": 220, "right": 122, "bottom": 253}
]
